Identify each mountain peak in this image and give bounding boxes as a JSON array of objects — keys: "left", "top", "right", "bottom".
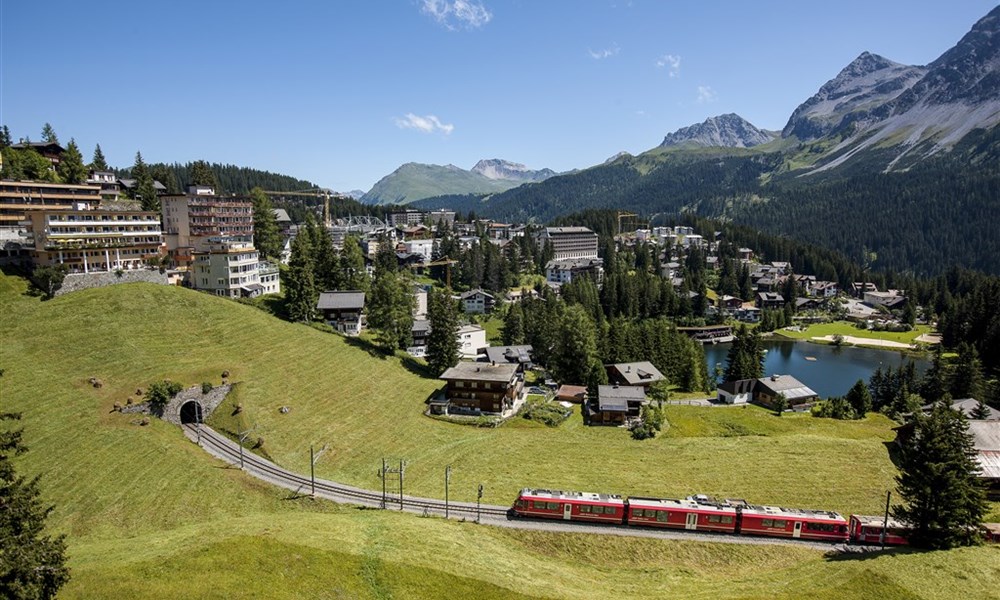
[
  {"left": 470, "top": 158, "right": 557, "bottom": 182},
  {"left": 659, "top": 114, "right": 776, "bottom": 148}
]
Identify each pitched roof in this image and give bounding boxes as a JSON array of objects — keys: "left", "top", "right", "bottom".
[
  {"left": 272, "top": 208, "right": 291, "bottom": 223},
  {"left": 608, "top": 362, "right": 664, "bottom": 386},
  {"left": 969, "top": 420, "right": 1000, "bottom": 451},
  {"left": 440, "top": 361, "right": 517, "bottom": 383},
  {"left": 718, "top": 379, "right": 756, "bottom": 395},
  {"left": 484, "top": 345, "right": 533, "bottom": 365},
  {"left": 597, "top": 385, "right": 645, "bottom": 411},
  {"left": 316, "top": 291, "right": 365, "bottom": 310},
  {"left": 460, "top": 289, "right": 494, "bottom": 300},
  {"left": 756, "top": 374, "right": 817, "bottom": 400}
]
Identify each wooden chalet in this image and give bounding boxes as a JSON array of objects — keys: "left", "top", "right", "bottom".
[
  {"left": 606, "top": 361, "right": 665, "bottom": 389},
  {"left": 438, "top": 361, "right": 523, "bottom": 415}
]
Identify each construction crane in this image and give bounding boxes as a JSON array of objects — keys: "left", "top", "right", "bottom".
[
  {"left": 421, "top": 256, "right": 459, "bottom": 288},
  {"left": 262, "top": 188, "right": 338, "bottom": 225},
  {"left": 617, "top": 211, "right": 638, "bottom": 235}
]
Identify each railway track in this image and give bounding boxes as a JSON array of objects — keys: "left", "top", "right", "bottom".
[{"left": 183, "top": 423, "right": 862, "bottom": 551}]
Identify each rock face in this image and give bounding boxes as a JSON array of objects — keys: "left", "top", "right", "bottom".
[
  {"left": 782, "top": 52, "right": 927, "bottom": 141},
  {"left": 470, "top": 159, "right": 556, "bottom": 182},
  {"left": 659, "top": 114, "right": 777, "bottom": 148}
]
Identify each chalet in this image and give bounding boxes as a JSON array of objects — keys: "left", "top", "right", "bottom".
[
  {"left": 272, "top": 208, "right": 293, "bottom": 238},
  {"left": 813, "top": 281, "right": 838, "bottom": 298},
  {"left": 971, "top": 421, "right": 1000, "bottom": 499},
  {"left": 438, "top": 361, "right": 523, "bottom": 415},
  {"left": 506, "top": 288, "right": 539, "bottom": 303},
  {"left": 407, "top": 319, "right": 431, "bottom": 357},
  {"left": 754, "top": 374, "right": 817, "bottom": 409},
  {"left": 11, "top": 141, "right": 65, "bottom": 164},
  {"left": 396, "top": 252, "right": 426, "bottom": 269},
  {"left": 717, "top": 379, "right": 755, "bottom": 405},
  {"left": 677, "top": 324, "right": 734, "bottom": 342},
  {"left": 316, "top": 290, "right": 365, "bottom": 335},
  {"left": 660, "top": 261, "right": 682, "bottom": 279},
  {"left": 556, "top": 385, "right": 587, "bottom": 404},
  {"left": 755, "top": 276, "right": 778, "bottom": 292},
  {"left": 457, "top": 324, "right": 488, "bottom": 358},
  {"left": 400, "top": 238, "right": 433, "bottom": 260},
  {"left": 738, "top": 247, "right": 754, "bottom": 261},
  {"left": 606, "top": 361, "right": 665, "bottom": 388},
  {"left": 770, "top": 261, "right": 791, "bottom": 275},
  {"left": 588, "top": 385, "right": 647, "bottom": 425},
  {"left": 917, "top": 399, "right": 999, "bottom": 421},
  {"left": 733, "top": 306, "right": 761, "bottom": 323},
  {"left": 705, "top": 255, "right": 719, "bottom": 270},
  {"left": 483, "top": 345, "right": 533, "bottom": 370},
  {"left": 460, "top": 289, "right": 496, "bottom": 314},
  {"left": 718, "top": 295, "right": 743, "bottom": 310},
  {"left": 756, "top": 292, "right": 785, "bottom": 310},
  {"left": 864, "top": 290, "right": 907, "bottom": 309},
  {"left": 795, "top": 297, "right": 823, "bottom": 311},
  {"left": 851, "top": 282, "right": 878, "bottom": 298},
  {"left": 398, "top": 224, "right": 433, "bottom": 240}
]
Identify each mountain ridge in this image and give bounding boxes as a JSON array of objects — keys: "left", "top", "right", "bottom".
[{"left": 660, "top": 113, "right": 777, "bottom": 148}]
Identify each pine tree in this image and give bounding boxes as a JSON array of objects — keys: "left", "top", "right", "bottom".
[
  {"left": 970, "top": 400, "right": 991, "bottom": 420},
  {"left": 552, "top": 305, "right": 600, "bottom": 386},
  {"left": 89, "top": 143, "right": 108, "bottom": 171},
  {"left": 40, "top": 123, "right": 58, "bottom": 144},
  {"left": 310, "top": 223, "right": 338, "bottom": 292},
  {"left": 130, "top": 151, "right": 159, "bottom": 211},
  {"left": 951, "top": 343, "right": 986, "bottom": 401},
  {"left": 723, "top": 324, "right": 763, "bottom": 382},
  {"left": 248, "top": 188, "right": 283, "bottom": 261},
  {"left": 0, "top": 125, "right": 12, "bottom": 149},
  {"left": 502, "top": 302, "right": 525, "bottom": 345},
  {"left": 189, "top": 160, "right": 219, "bottom": 189},
  {"left": 426, "top": 288, "right": 459, "bottom": 374},
  {"left": 893, "top": 404, "right": 988, "bottom": 549},
  {"left": 367, "top": 270, "right": 414, "bottom": 352},
  {"left": 283, "top": 232, "right": 317, "bottom": 322},
  {"left": 1, "top": 411, "right": 70, "bottom": 599},
  {"left": 845, "top": 379, "right": 873, "bottom": 418},
  {"left": 339, "top": 237, "right": 368, "bottom": 292},
  {"left": 920, "top": 345, "right": 949, "bottom": 403},
  {"left": 56, "top": 139, "right": 87, "bottom": 184}
]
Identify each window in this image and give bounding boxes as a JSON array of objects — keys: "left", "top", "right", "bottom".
[
  {"left": 581, "top": 505, "right": 591, "bottom": 513},
  {"left": 772, "top": 519, "right": 787, "bottom": 528},
  {"left": 806, "top": 522, "right": 835, "bottom": 532},
  {"left": 548, "top": 502, "right": 560, "bottom": 510},
  {"left": 656, "top": 511, "right": 668, "bottom": 522},
  {"left": 762, "top": 519, "right": 772, "bottom": 527}
]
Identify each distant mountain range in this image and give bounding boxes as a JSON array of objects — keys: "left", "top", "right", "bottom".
[
  {"left": 360, "top": 159, "right": 559, "bottom": 205},
  {"left": 411, "top": 6, "right": 1000, "bottom": 275}
]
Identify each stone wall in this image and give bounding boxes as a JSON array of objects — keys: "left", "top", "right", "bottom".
[
  {"left": 56, "top": 269, "right": 170, "bottom": 296},
  {"left": 120, "top": 383, "right": 232, "bottom": 425}
]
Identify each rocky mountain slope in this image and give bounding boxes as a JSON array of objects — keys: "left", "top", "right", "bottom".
[
  {"left": 361, "top": 159, "right": 557, "bottom": 205},
  {"left": 470, "top": 159, "right": 557, "bottom": 182},
  {"left": 660, "top": 114, "right": 777, "bottom": 148}
]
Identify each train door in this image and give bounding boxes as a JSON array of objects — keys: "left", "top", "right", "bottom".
[
  {"left": 563, "top": 503, "right": 572, "bottom": 521},
  {"left": 793, "top": 521, "right": 802, "bottom": 539},
  {"left": 685, "top": 512, "right": 698, "bottom": 530}
]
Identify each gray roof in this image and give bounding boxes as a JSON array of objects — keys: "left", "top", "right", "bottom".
[
  {"left": 608, "top": 362, "right": 665, "bottom": 386},
  {"left": 969, "top": 420, "right": 1000, "bottom": 451},
  {"left": 460, "top": 289, "right": 494, "bottom": 300},
  {"left": 756, "top": 374, "right": 816, "bottom": 401},
  {"left": 546, "top": 257, "right": 603, "bottom": 270},
  {"left": 272, "top": 208, "right": 291, "bottom": 223},
  {"left": 411, "top": 319, "right": 430, "bottom": 333},
  {"left": 718, "top": 379, "right": 755, "bottom": 395},
  {"left": 545, "top": 226, "right": 595, "bottom": 235},
  {"left": 316, "top": 291, "right": 365, "bottom": 310},
  {"left": 440, "top": 361, "right": 517, "bottom": 383},
  {"left": 118, "top": 178, "right": 167, "bottom": 191},
  {"left": 921, "top": 399, "right": 999, "bottom": 421},
  {"left": 598, "top": 385, "right": 645, "bottom": 411},
  {"left": 484, "top": 345, "right": 533, "bottom": 365}
]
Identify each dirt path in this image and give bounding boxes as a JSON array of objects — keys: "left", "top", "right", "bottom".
[{"left": 812, "top": 335, "right": 912, "bottom": 349}]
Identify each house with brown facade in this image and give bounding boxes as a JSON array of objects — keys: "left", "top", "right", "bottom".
[{"left": 438, "top": 361, "right": 523, "bottom": 415}]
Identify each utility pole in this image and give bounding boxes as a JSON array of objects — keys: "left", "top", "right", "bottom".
[
  {"left": 380, "top": 458, "right": 387, "bottom": 509},
  {"left": 880, "top": 490, "right": 891, "bottom": 550},
  {"left": 477, "top": 483, "right": 484, "bottom": 524},
  {"left": 237, "top": 425, "right": 257, "bottom": 470},
  {"left": 445, "top": 465, "right": 452, "bottom": 519},
  {"left": 399, "top": 459, "right": 406, "bottom": 510},
  {"left": 310, "top": 444, "right": 328, "bottom": 497}
]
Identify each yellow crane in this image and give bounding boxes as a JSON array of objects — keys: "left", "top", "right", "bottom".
[
  {"left": 262, "top": 188, "right": 337, "bottom": 225},
  {"left": 617, "top": 211, "right": 638, "bottom": 235}
]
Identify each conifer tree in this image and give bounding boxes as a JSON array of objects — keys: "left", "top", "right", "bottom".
[
  {"left": 189, "top": 160, "right": 219, "bottom": 189},
  {"left": 951, "top": 343, "right": 985, "bottom": 401},
  {"left": 367, "top": 269, "right": 414, "bottom": 352},
  {"left": 426, "top": 288, "right": 459, "bottom": 374},
  {"left": 723, "top": 324, "right": 763, "bottom": 382},
  {"left": 1, "top": 411, "right": 70, "bottom": 599},
  {"left": 339, "top": 236, "right": 368, "bottom": 292},
  {"left": 552, "top": 305, "right": 601, "bottom": 386},
  {"left": 249, "top": 188, "right": 283, "bottom": 261},
  {"left": 0, "top": 125, "right": 12, "bottom": 149},
  {"left": 284, "top": 232, "right": 317, "bottom": 322},
  {"left": 40, "top": 123, "right": 58, "bottom": 144},
  {"left": 56, "top": 139, "right": 87, "bottom": 184},
  {"left": 130, "top": 151, "right": 159, "bottom": 212},
  {"left": 845, "top": 379, "right": 873, "bottom": 418},
  {"left": 90, "top": 143, "right": 108, "bottom": 171},
  {"left": 502, "top": 302, "right": 525, "bottom": 345},
  {"left": 893, "top": 404, "right": 988, "bottom": 549}
]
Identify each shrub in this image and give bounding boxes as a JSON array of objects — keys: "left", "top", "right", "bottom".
[
  {"left": 145, "top": 380, "right": 184, "bottom": 414},
  {"left": 631, "top": 405, "right": 666, "bottom": 440},
  {"left": 520, "top": 400, "right": 571, "bottom": 427},
  {"left": 201, "top": 382, "right": 213, "bottom": 394}
]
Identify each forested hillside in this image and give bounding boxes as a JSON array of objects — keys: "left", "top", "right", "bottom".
[{"left": 120, "top": 161, "right": 320, "bottom": 196}]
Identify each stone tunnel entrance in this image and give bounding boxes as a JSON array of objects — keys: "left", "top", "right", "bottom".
[{"left": 180, "top": 400, "right": 204, "bottom": 424}]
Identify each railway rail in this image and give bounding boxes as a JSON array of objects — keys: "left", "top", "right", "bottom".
[{"left": 183, "top": 423, "right": 865, "bottom": 551}]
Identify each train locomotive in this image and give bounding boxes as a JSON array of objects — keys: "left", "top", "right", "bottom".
[{"left": 511, "top": 488, "right": 977, "bottom": 546}]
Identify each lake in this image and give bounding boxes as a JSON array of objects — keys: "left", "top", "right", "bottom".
[{"left": 703, "top": 340, "right": 928, "bottom": 399}]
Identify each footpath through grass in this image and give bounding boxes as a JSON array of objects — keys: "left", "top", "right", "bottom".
[
  {"left": 3, "top": 273, "right": 997, "bottom": 599},
  {"left": 773, "top": 321, "right": 932, "bottom": 345}
]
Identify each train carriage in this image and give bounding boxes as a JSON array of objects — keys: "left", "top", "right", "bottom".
[
  {"left": 512, "top": 489, "right": 625, "bottom": 523},
  {"left": 848, "top": 515, "right": 911, "bottom": 545},
  {"left": 626, "top": 496, "right": 739, "bottom": 534},
  {"left": 739, "top": 505, "right": 849, "bottom": 542}
]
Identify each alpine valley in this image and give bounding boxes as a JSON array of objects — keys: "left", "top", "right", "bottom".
[{"left": 411, "top": 6, "right": 1000, "bottom": 277}]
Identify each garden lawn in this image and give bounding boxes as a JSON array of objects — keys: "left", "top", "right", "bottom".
[{"left": 773, "top": 321, "right": 932, "bottom": 345}]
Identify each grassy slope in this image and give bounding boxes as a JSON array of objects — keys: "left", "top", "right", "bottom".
[{"left": 2, "top": 273, "right": 998, "bottom": 599}]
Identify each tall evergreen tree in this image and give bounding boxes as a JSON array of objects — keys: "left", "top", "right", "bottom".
[
  {"left": 189, "top": 160, "right": 219, "bottom": 189},
  {"left": 552, "top": 305, "right": 601, "bottom": 386},
  {"left": 723, "top": 324, "right": 763, "bottom": 382},
  {"left": 502, "top": 302, "right": 526, "bottom": 346},
  {"left": 845, "top": 379, "right": 873, "bottom": 418},
  {"left": 249, "top": 187, "right": 283, "bottom": 261},
  {"left": 310, "top": 224, "right": 338, "bottom": 292},
  {"left": 40, "top": 123, "right": 58, "bottom": 144},
  {"left": 426, "top": 288, "right": 460, "bottom": 374},
  {"left": 951, "top": 343, "right": 986, "bottom": 401},
  {"left": 920, "top": 345, "right": 949, "bottom": 403},
  {"left": 367, "top": 270, "right": 414, "bottom": 352},
  {"left": 130, "top": 151, "right": 159, "bottom": 212},
  {"left": 339, "top": 236, "right": 368, "bottom": 292},
  {"left": 89, "top": 143, "right": 108, "bottom": 171},
  {"left": 893, "top": 404, "right": 988, "bottom": 549},
  {"left": 0, "top": 125, "right": 13, "bottom": 149},
  {"left": 1, "top": 411, "right": 70, "bottom": 600},
  {"left": 283, "top": 232, "right": 317, "bottom": 322},
  {"left": 56, "top": 139, "right": 87, "bottom": 184}
]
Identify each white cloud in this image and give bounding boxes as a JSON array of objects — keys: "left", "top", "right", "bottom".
[
  {"left": 421, "top": 0, "right": 492, "bottom": 30},
  {"left": 656, "top": 54, "right": 681, "bottom": 77},
  {"left": 394, "top": 113, "right": 455, "bottom": 135},
  {"left": 588, "top": 43, "right": 620, "bottom": 60},
  {"left": 696, "top": 85, "right": 717, "bottom": 103}
]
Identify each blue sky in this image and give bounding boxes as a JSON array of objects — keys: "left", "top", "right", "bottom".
[{"left": 2, "top": 1, "right": 996, "bottom": 192}]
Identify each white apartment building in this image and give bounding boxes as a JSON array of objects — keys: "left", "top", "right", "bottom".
[
  {"left": 23, "top": 208, "right": 164, "bottom": 272},
  {"left": 258, "top": 261, "right": 281, "bottom": 295},
  {"left": 537, "top": 226, "right": 599, "bottom": 260},
  {"left": 191, "top": 237, "right": 262, "bottom": 298}
]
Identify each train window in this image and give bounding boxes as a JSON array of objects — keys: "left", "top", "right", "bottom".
[
  {"left": 773, "top": 520, "right": 787, "bottom": 528},
  {"left": 721, "top": 516, "right": 733, "bottom": 524},
  {"left": 594, "top": 506, "right": 605, "bottom": 514},
  {"left": 581, "top": 505, "right": 591, "bottom": 513},
  {"left": 548, "top": 502, "right": 560, "bottom": 510},
  {"left": 708, "top": 515, "right": 721, "bottom": 523},
  {"left": 761, "top": 519, "right": 773, "bottom": 527},
  {"left": 656, "top": 511, "right": 668, "bottom": 522},
  {"left": 807, "top": 522, "right": 835, "bottom": 532}
]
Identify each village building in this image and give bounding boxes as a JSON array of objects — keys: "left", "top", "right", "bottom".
[
  {"left": 606, "top": 361, "right": 665, "bottom": 389},
  {"left": 677, "top": 324, "right": 734, "bottom": 343},
  {"left": 556, "top": 385, "right": 587, "bottom": 404},
  {"left": 537, "top": 226, "right": 599, "bottom": 260},
  {"left": 588, "top": 385, "right": 647, "bottom": 425},
  {"left": 864, "top": 290, "right": 907, "bottom": 309},
  {"left": 970, "top": 420, "right": 1000, "bottom": 498},
  {"left": 545, "top": 257, "right": 604, "bottom": 286},
  {"left": 161, "top": 185, "right": 253, "bottom": 268},
  {"left": 22, "top": 208, "right": 164, "bottom": 273},
  {"left": 756, "top": 291, "right": 785, "bottom": 309},
  {"left": 754, "top": 374, "right": 818, "bottom": 409},
  {"left": 427, "top": 209, "right": 456, "bottom": 228},
  {"left": 258, "top": 261, "right": 281, "bottom": 295},
  {"left": 387, "top": 209, "right": 425, "bottom": 228},
  {"left": 316, "top": 290, "right": 366, "bottom": 335},
  {"left": 460, "top": 289, "right": 495, "bottom": 314},
  {"left": 717, "top": 379, "right": 755, "bottom": 405},
  {"left": 190, "top": 237, "right": 262, "bottom": 298},
  {"left": 483, "top": 345, "right": 533, "bottom": 371},
  {"left": 437, "top": 361, "right": 523, "bottom": 415},
  {"left": 0, "top": 180, "right": 103, "bottom": 246},
  {"left": 407, "top": 319, "right": 431, "bottom": 357},
  {"left": 457, "top": 324, "right": 488, "bottom": 358}
]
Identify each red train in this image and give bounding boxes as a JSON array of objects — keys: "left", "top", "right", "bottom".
[{"left": 512, "top": 488, "right": 998, "bottom": 546}]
